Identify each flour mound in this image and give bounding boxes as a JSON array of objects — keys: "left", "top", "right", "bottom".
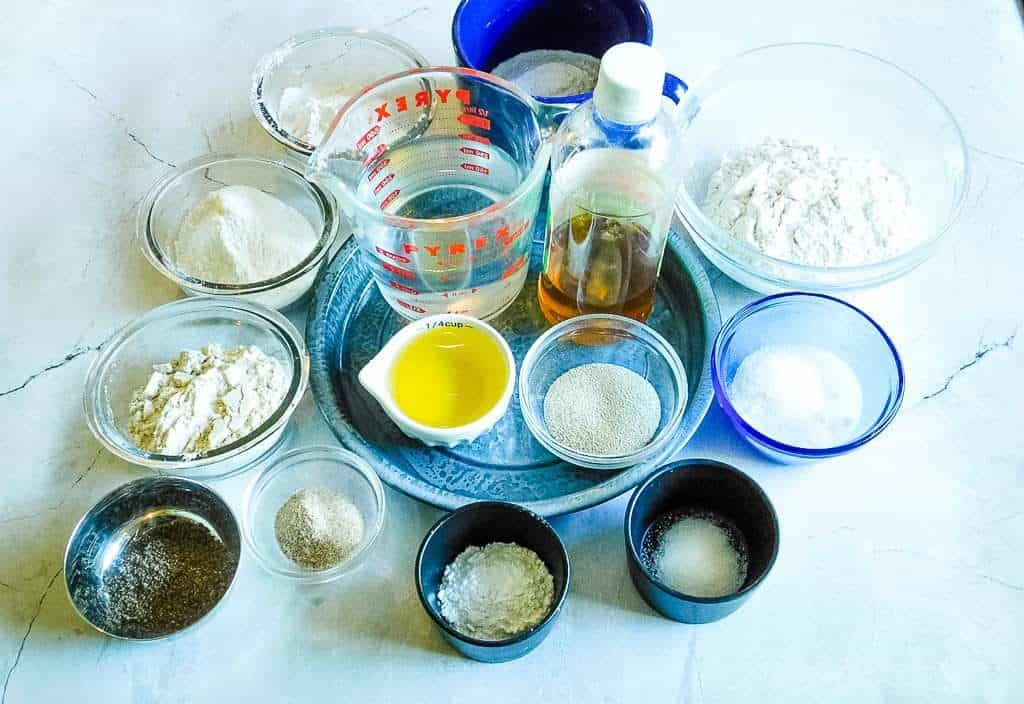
[
  {"left": 704, "top": 138, "right": 916, "bottom": 267},
  {"left": 127, "top": 344, "right": 288, "bottom": 457},
  {"left": 171, "top": 185, "right": 318, "bottom": 285}
]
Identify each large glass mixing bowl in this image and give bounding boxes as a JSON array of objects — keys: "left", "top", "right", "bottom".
[{"left": 673, "top": 43, "right": 968, "bottom": 293}]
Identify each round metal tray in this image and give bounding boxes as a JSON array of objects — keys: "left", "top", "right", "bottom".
[{"left": 307, "top": 230, "right": 721, "bottom": 516}]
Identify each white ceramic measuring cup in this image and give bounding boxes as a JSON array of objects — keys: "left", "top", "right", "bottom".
[{"left": 357, "top": 314, "right": 515, "bottom": 447}]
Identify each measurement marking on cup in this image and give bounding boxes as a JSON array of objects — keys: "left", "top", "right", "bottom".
[
  {"left": 357, "top": 125, "right": 380, "bottom": 149},
  {"left": 460, "top": 146, "right": 490, "bottom": 159},
  {"left": 459, "top": 133, "right": 490, "bottom": 145},
  {"left": 380, "top": 189, "right": 401, "bottom": 210},
  {"left": 368, "top": 159, "right": 391, "bottom": 181},
  {"left": 397, "top": 299, "right": 427, "bottom": 314},
  {"left": 363, "top": 143, "right": 387, "bottom": 167},
  {"left": 458, "top": 113, "right": 491, "bottom": 130},
  {"left": 501, "top": 256, "right": 527, "bottom": 280},
  {"left": 373, "top": 173, "right": 396, "bottom": 195},
  {"left": 461, "top": 163, "right": 489, "bottom": 175},
  {"left": 389, "top": 280, "right": 420, "bottom": 295},
  {"left": 375, "top": 246, "right": 411, "bottom": 264},
  {"left": 382, "top": 261, "right": 415, "bottom": 280}
]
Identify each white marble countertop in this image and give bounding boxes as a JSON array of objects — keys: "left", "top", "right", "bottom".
[{"left": 2, "top": 1, "right": 1022, "bottom": 701}]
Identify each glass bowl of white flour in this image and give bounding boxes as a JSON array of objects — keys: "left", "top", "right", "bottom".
[
  {"left": 83, "top": 298, "right": 308, "bottom": 480},
  {"left": 139, "top": 153, "right": 338, "bottom": 311},
  {"left": 250, "top": 27, "right": 427, "bottom": 156},
  {"left": 673, "top": 43, "right": 969, "bottom": 293}
]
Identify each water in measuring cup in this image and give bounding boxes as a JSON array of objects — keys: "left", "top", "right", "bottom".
[{"left": 354, "top": 137, "right": 533, "bottom": 319}]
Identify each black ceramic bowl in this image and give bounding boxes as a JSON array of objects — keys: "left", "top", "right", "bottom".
[
  {"left": 625, "top": 459, "right": 779, "bottom": 623},
  {"left": 415, "top": 501, "right": 570, "bottom": 662}
]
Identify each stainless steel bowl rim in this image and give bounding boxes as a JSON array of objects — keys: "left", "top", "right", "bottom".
[{"left": 63, "top": 475, "right": 242, "bottom": 641}]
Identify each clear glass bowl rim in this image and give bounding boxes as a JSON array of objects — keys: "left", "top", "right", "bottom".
[
  {"left": 673, "top": 42, "right": 970, "bottom": 282},
  {"left": 249, "top": 26, "right": 429, "bottom": 155},
  {"left": 519, "top": 313, "right": 689, "bottom": 470},
  {"left": 82, "top": 296, "right": 309, "bottom": 470},
  {"left": 710, "top": 291, "right": 906, "bottom": 457},
  {"left": 241, "top": 444, "right": 387, "bottom": 583},
  {"left": 138, "top": 152, "right": 339, "bottom": 294}
]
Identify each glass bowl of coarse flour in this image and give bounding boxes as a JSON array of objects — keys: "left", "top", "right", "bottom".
[
  {"left": 83, "top": 298, "right": 308, "bottom": 480},
  {"left": 139, "top": 153, "right": 338, "bottom": 311},
  {"left": 673, "top": 43, "right": 969, "bottom": 293}
]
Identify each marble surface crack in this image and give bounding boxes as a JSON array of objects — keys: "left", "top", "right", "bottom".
[
  {"left": 0, "top": 346, "right": 100, "bottom": 399},
  {"left": 59, "top": 67, "right": 177, "bottom": 168},
  {"left": 1, "top": 567, "right": 62, "bottom": 704},
  {"left": 874, "top": 548, "right": 1024, "bottom": 593},
  {"left": 60, "top": 449, "right": 103, "bottom": 506},
  {"left": 378, "top": 5, "right": 429, "bottom": 29},
  {"left": 920, "top": 327, "right": 1019, "bottom": 401},
  {"left": 969, "top": 145, "right": 1024, "bottom": 168},
  {"left": 126, "top": 131, "right": 177, "bottom": 168},
  {"left": 0, "top": 448, "right": 104, "bottom": 525}
]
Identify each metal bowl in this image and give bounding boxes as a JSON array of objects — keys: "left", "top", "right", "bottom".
[{"left": 64, "top": 477, "right": 241, "bottom": 641}]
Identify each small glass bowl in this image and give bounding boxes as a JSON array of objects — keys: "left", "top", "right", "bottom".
[
  {"left": 519, "top": 314, "right": 688, "bottom": 470},
  {"left": 250, "top": 27, "right": 428, "bottom": 156},
  {"left": 674, "top": 43, "right": 969, "bottom": 293},
  {"left": 242, "top": 445, "right": 386, "bottom": 584},
  {"left": 83, "top": 297, "right": 308, "bottom": 480},
  {"left": 711, "top": 292, "right": 905, "bottom": 462},
  {"left": 139, "top": 153, "right": 338, "bottom": 311}
]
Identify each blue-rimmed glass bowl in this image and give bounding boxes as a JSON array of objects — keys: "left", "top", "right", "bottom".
[{"left": 711, "top": 293, "right": 904, "bottom": 462}]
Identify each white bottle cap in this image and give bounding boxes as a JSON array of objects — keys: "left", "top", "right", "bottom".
[{"left": 593, "top": 43, "right": 665, "bottom": 124}]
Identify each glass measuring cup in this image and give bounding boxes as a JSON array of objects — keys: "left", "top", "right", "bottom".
[{"left": 307, "top": 67, "right": 555, "bottom": 320}]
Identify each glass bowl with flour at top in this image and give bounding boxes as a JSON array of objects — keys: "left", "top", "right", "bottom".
[
  {"left": 711, "top": 292, "right": 905, "bottom": 462},
  {"left": 673, "top": 43, "right": 969, "bottom": 293},
  {"left": 250, "top": 27, "right": 428, "bottom": 156},
  {"left": 519, "top": 314, "right": 688, "bottom": 471},
  {"left": 139, "top": 153, "right": 338, "bottom": 311},
  {"left": 83, "top": 297, "right": 308, "bottom": 480}
]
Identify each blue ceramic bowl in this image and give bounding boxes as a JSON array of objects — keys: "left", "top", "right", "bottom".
[
  {"left": 452, "top": 0, "right": 686, "bottom": 106},
  {"left": 415, "top": 502, "right": 570, "bottom": 662},
  {"left": 712, "top": 293, "right": 905, "bottom": 463},
  {"left": 625, "top": 460, "right": 779, "bottom": 623}
]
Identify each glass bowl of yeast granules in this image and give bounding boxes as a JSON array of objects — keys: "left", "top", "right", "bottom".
[
  {"left": 242, "top": 445, "right": 386, "bottom": 584},
  {"left": 519, "top": 314, "right": 688, "bottom": 470},
  {"left": 83, "top": 297, "right": 308, "bottom": 480}
]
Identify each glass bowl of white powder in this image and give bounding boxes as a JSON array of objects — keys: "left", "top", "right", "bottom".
[
  {"left": 83, "top": 297, "right": 308, "bottom": 479},
  {"left": 250, "top": 27, "right": 428, "bottom": 156},
  {"left": 711, "top": 292, "right": 905, "bottom": 462},
  {"left": 519, "top": 314, "right": 688, "bottom": 470},
  {"left": 139, "top": 153, "right": 338, "bottom": 311},
  {"left": 673, "top": 43, "right": 969, "bottom": 293}
]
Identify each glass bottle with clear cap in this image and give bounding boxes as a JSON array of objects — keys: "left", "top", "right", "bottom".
[{"left": 538, "top": 42, "right": 683, "bottom": 324}]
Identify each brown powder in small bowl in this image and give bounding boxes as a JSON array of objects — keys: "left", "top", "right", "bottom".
[{"left": 274, "top": 487, "right": 365, "bottom": 570}]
